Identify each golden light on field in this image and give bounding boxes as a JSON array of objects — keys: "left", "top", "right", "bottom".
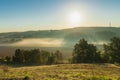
[{"left": 68, "top": 11, "right": 81, "bottom": 27}]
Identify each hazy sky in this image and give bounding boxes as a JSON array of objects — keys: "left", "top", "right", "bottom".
[{"left": 0, "top": 0, "right": 120, "bottom": 32}]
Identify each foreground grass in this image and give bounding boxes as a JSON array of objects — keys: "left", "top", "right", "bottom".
[{"left": 0, "top": 64, "right": 120, "bottom": 80}]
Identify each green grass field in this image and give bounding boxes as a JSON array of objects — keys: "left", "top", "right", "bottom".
[{"left": 0, "top": 64, "right": 120, "bottom": 80}]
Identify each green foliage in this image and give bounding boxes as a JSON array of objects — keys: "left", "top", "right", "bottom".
[
  {"left": 48, "top": 53, "right": 56, "bottom": 65},
  {"left": 54, "top": 50, "right": 63, "bottom": 63},
  {"left": 5, "top": 56, "right": 11, "bottom": 62},
  {"left": 30, "top": 49, "right": 41, "bottom": 64},
  {"left": 72, "top": 39, "right": 101, "bottom": 63},
  {"left": 3, "top": 36, "right": 120, "bottom": 65},
  {"left": 12, "top": 49, "right": 63, "bottom": 65},
  {"left": 103, "top": 37, "right": 120, "bottom": 63},
  {"left": 23, "top": 76, "right": 30, "bottom": 80},
  {"left": 13, "top": 49, "right": 24, "bottom": 63},
  {"left": 47, "top": 50, "right": 63, "bottom": 65},
  {"left": 40, "top": 50, "right": 50, "bottom": 64}
]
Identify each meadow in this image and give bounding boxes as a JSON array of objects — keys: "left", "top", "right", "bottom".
[
  {"left": 0, "top": 27, "right": 120, "bottom": 80},
  {"left": 0, "top": 64, "right": 120, "bottom": 80}
]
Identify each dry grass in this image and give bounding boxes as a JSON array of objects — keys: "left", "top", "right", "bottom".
[{"left": 0, "top": 64, "right": 120, "bottom": 80}]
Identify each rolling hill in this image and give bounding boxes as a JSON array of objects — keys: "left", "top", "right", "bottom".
[
  {"left": 0, "top": 27, "right": 120, "bottom": 43},
  {"left": 0, "top": 27, "right": 120, "bottom": 57}
]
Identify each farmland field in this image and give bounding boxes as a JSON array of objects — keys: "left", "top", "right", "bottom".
[{"left": 0, "top": 64, "right": 120, "bottom": 80}]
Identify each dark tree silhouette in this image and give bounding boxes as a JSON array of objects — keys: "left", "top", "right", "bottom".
[
  {"left": 5, "top": 56, "right": 11, "bottom": 62},
  {"left": 13, "top": 49, "right": 24, "bottom": 63},
  {"left": 103, "top": 37, "right": 120, "bottom": 63},
  {"left": 12, "top": 49, "right": 63, "bottom": 65},
  {"left": 54, "top": 50, "right": 63, "bottom": 63},
  {"left": 72, "top": 39, "right": 100, "bottom": 63}
]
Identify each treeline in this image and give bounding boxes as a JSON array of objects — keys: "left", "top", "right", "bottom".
[
  {"left": 0, "top": 49, "right": 63, "bottom": 65},
  {"left": 1, "top": 36, "right": 120, "bottom": 65},
  {"left": 71, "top": 37, "right": 120, "bottom": 64}
]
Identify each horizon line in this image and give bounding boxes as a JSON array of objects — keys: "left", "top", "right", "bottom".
[{"left": 0, "top": 26, "right": 120, "bottom": 33}]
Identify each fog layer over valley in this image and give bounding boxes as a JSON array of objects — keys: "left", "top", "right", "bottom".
[
  {"left": 9, "top": 38, "right": 65, "bottom": 47},
  {"left": 0, "top": 27, "right": 120, "bottom": 57},
  {"left": 0, "top": 38, "right": 71, "bottom": 58}
]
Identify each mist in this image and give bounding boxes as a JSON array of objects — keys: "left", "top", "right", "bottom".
[{"left": 9, "top": 38, "right": 65, "bottom": 47}]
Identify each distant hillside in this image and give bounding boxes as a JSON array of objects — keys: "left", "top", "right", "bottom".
[
  {"left": 0, "top": 27, "right": 120, "bottom": 57},
  {"left": 0, "top": 27, "right": 120, "bottom": 44}
]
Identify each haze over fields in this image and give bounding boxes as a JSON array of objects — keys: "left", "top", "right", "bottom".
[{"left": 0, "top": 27, "right": 120, "bottom": 57}]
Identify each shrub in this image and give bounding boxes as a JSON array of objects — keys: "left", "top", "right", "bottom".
[{"left": 23, "top": 76, "right": 30, "bottom": 80}]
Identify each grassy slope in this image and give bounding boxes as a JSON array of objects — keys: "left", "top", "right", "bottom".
[{"left": 0, "top": 64, "right": 120, "bottom": 80}]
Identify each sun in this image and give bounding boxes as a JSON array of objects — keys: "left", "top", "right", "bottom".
[{"left": 68, "top": 11, "right": 81, "bottom": 27}]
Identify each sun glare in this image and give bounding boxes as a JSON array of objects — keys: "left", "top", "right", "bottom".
[{"left": 69, "top": 11, "right": 81, "bottom": 27}]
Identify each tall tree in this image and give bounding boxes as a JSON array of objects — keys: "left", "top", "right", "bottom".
[
  {"left": 40, "top": 50, "right": 50, "bottom": 64},
  {"left": 5, "top": 56, "right": 11, "bottom": 62},
  {"left": 72, "top": 39, "right": 100, "bottom": 63},
  {"left": 48, "top": 53, "right": 56, "bottom": 65},
  {"left": 103, "top": 37, "right": 120, "bottom": 63},
  {"left": 54, "top": 50, "right": 63, "bottom": 63},
  {"left": 14, "top": 49, "right": 24, "bottom": 63},
  {"left": 30, "top": 49, "right": 41, "bottom": 64}
]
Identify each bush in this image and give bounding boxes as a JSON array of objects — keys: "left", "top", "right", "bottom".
[{"left": 23, "top": 76, "right": 30, "bottom": 80}]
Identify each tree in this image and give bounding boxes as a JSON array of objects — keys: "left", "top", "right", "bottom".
[
  {"left": 30, "top": 49, "right": 41, "bottom": 64},
  {"left": 48, "top": 53, "right": 56, "bottom": 65},
  {"left": 54, "top": 50, "right": 63, "bottom": 63},
  {"left": 40, "top": 50, "right": 50, "bottom": 64},
  {"left": 23, "top": 50, "right": 31, "bottom": 63},
  {"left": 5, "top": 56, "right": 11, "bottom": 62},
  {"left": 72, "top": 39, "right": 100, "bottom": 63},
  {"left": 103, "top": 37, "right": 120, "bottom": 63},
  {"left": 12, "top": 48, "right": 63, "bottom": 65},
  {"left": 13, "top": 49, "right": 24, "bottom": 63}
]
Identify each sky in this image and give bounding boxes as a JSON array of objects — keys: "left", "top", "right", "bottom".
[{"left": 0, "top": 0, "right": 120, "bottom": 32}]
